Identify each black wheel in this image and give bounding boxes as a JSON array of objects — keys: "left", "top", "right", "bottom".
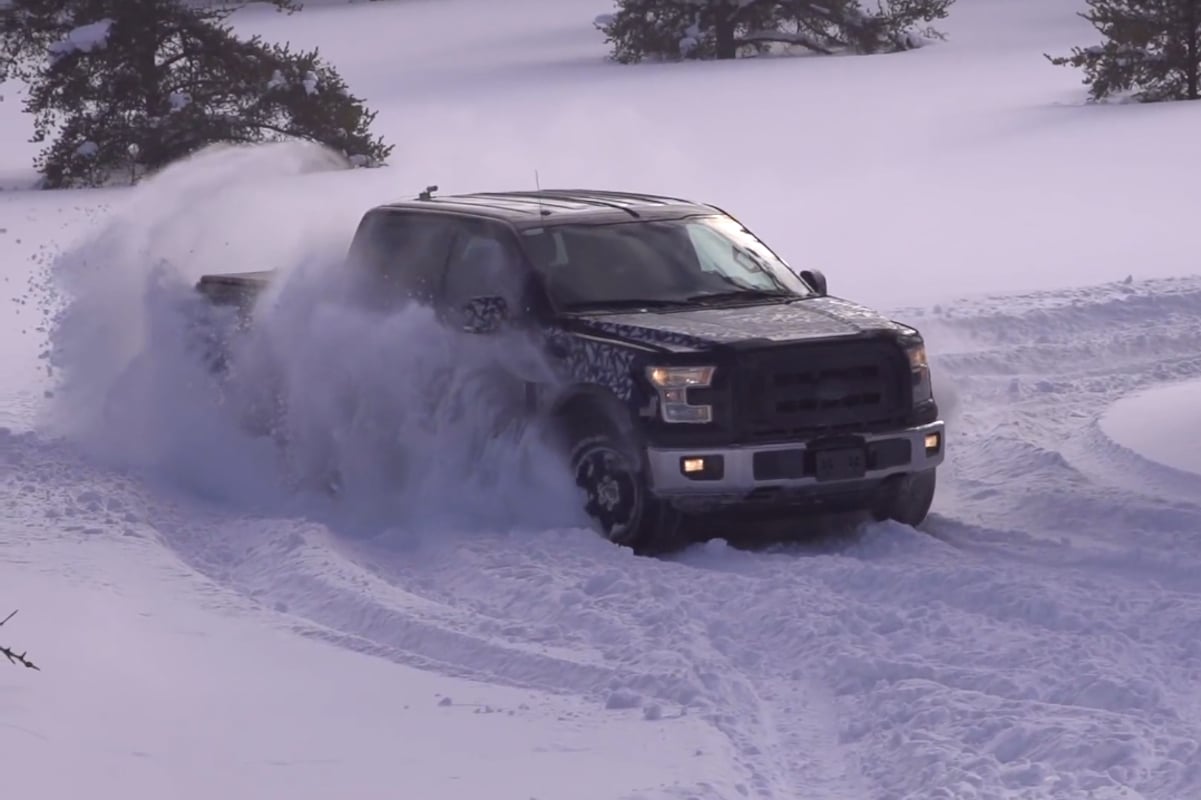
[
  {"left": 570, "top": 433, "right": 644, "bottom": 544},
  {"left": 562, "top": 420, "right": 680, "bottom": 551},
  {"left": 872, "top": 468, "right": 937, "bottom": 527}
]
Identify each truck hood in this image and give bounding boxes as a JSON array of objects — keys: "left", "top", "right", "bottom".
[{"left": 563, "top": 296, "right": 913, "bottom": 352}]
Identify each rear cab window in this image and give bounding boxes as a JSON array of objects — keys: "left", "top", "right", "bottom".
[
  {"left": 345, "top": 209, "right": 458, "bottom": 308},
  {"left": 441, "top": 217, "right": 536, "bottom": 317}
]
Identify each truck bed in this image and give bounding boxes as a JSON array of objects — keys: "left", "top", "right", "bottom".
[{"left": 195, "top": 270, "right": 274, "bottom": 311}]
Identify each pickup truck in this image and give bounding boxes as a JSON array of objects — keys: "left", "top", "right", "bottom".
[{"left": 194, "top": 187, "right": 946, "bottom": 550}]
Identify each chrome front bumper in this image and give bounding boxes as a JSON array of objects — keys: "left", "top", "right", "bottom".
[{"left": 645, "top": 421, "right": 945, "bottom": 496}]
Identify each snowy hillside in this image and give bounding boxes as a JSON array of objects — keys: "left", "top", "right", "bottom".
[{"left": 3, "top": 1, "right": 1201, "bottom": 799}]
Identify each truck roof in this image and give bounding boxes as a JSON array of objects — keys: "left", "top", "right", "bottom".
[{"left": 374, "top": 188, "right": 722, "bottom": 227}]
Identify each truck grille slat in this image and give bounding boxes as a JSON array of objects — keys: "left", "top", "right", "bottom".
[{"left": 737, "top": 340, "right": 909, "bottom": 442}]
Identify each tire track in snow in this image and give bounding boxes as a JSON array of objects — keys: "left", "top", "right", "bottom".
[
  {"left": 161, "top": 275, "right": 1201, "bottom": 799},
  {"left": 10, "top": 275, "right": 1201, "bottom": 799},
  {"left": 896, "top": 275, "right": 1201, "bottom": 797},
  {"left": 2, "top": 426, "right": 802, "bottom": 797}
]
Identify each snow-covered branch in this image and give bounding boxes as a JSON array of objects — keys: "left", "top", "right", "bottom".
[
  {"left": 47, "top": 19, "right": 114, "bottom": 65},
  {"left": 1046, "top": 0, "right": 1201, "bottom": 102},
  {"left": 1, "top": 0, "right": 390, "bottom": 187},
  {"left": 739, "top": 28, "right": 834, "bottom": 53}
]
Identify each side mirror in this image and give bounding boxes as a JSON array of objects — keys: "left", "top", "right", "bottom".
[
  {"left": 461, "top": 295, "right": 509, "bottom": 334},
  {"left": 800, "top": 268, "right": 827, "bottom": 297}
]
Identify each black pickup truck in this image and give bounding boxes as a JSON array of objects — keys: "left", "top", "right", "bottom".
[{"left": 195, "top": 188, "right": 945, "bottom": 549}]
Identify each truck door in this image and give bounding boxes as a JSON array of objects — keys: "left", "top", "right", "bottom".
[{"left": 438, "top": 217, "right": 556, "bottom": 421}]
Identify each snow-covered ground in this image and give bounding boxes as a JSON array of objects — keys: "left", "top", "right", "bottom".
[
  {"left": 3, "top": 1, "right": 1201, "bottom": 798},
  {"left": 1101, "top": 379, "right": 1201, "bottom": 477}
]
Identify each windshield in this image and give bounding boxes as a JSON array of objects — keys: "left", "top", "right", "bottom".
[{"left": 517, "top": 215, "right": 813, "bottom": 311}]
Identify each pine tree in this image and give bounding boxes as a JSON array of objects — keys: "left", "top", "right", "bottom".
[
  {"left": 594, "top": 0, "right": 779, "bottom": 62},
  {"left": 594, "top": 0, "right": 953, "bottom": 63},
  {"left": 1046, "top": 0, "right": 1201, "bottom": 102},
  {"left": 0, "top": 0, "right": 393, "bottom": 188}
]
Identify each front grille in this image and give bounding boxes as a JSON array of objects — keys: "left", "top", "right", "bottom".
[{"left": 736, "top": 339, "right": 910, "bottom": 441}]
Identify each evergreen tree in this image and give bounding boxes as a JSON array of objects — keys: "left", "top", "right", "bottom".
[
  {"left": 0, "top": 0, "right": 393, "bottom": 188},
  {"left": 1046, "top": 0, "right": 1201, "bottom": 102},
  {"left": 594, "top": 0, "right": 953, "bottom": 64}
]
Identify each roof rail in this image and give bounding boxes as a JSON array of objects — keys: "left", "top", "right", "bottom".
[
  {"left": 469, "top": 190, "right": 642, "bottom": 218},
  {"left": 540, "top": 188, "right": 695, "bottom": 206}
]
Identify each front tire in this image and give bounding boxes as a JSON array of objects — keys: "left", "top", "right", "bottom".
[
  {"left": 564, "top": 421, "right": 680, "bottom": 552},
  {"left": 871, "top": 468, "right": 937, "bottom": 527}
]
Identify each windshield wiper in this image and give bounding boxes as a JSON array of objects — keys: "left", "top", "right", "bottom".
[
  {"left": 686, "top": 288, "right": 801, "bottom": 305},
  {"left": 561, "top": 298, "right": 696, "bottom": 312}
]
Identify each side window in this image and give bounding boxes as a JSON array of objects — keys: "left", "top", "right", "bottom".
[
  {"left": 685, "top": 222, "right": 729, "bottom": 274},
  {"left": 442, "top": 220, "right": 530, "bottom": 313},
  {"left": 685, "top": 221, "right": 777, "bottom": 290},
  {"left": 345, "top": 210, "right": 457, "bottom": 308}
]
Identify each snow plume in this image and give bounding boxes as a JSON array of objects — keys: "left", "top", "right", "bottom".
[{"left": 42, "top": 141, "right": 586, "bottom": 537}]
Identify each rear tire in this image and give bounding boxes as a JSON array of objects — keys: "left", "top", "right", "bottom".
[
  {"left": 562, "top": 418, "right": 680, "bottom": 552},
  {"left": 871, "top": 468, "right": 937, "bottom": 528}
]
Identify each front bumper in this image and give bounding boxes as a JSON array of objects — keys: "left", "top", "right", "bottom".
[{"left": 645, "top": 420, "right": 945, "bottom": 501}]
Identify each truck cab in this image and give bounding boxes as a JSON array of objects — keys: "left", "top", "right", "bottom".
[{"left": 196, "top": 187, "right": 945, "bottom": 549}]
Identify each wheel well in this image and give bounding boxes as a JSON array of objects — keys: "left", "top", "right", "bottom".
[{"left": 549, "top": 386, "right": 637, "bottom": 443}]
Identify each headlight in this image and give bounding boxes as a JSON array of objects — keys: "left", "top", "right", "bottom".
[
  {"left": 906, "top": 342, "right": 933, "bottom": 404},
  {"left": 645, "top": 365, "right": 716, "bottom": 423}
]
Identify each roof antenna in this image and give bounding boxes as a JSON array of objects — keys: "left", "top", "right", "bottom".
[{"left": 534, "top": 169, "right": 550, "bottom": 217}]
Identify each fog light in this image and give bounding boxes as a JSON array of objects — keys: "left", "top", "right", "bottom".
[
  {"left": 924, "top": 432, "right": 941, "bottom": 454},
  {"left": 679, "top": 455, "right": 724, "bottom": 481}
]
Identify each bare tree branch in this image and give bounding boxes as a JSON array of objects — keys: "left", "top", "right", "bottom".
[{"left": 1, "top": 609, "right": 40, "bottom": 671}]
